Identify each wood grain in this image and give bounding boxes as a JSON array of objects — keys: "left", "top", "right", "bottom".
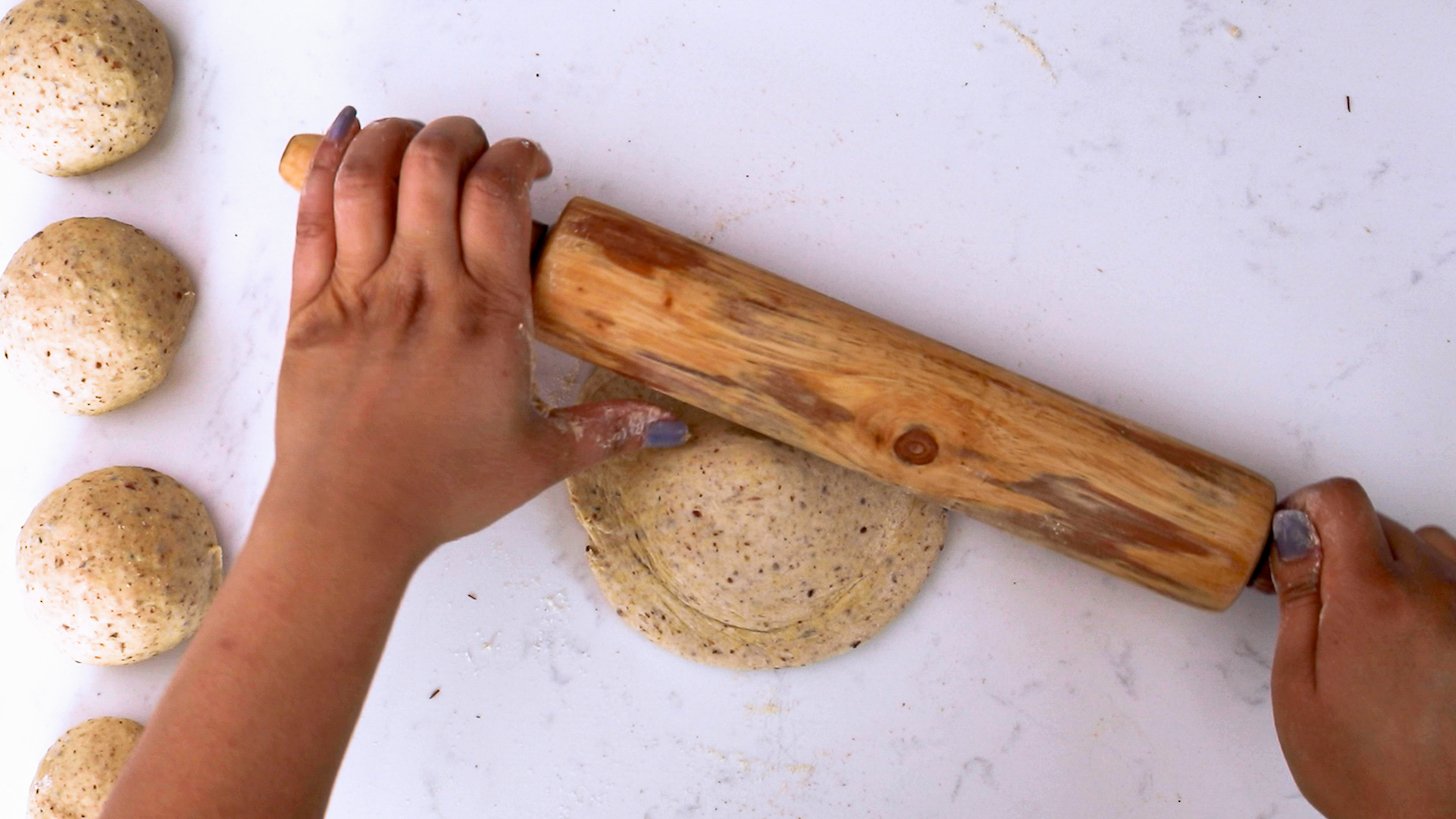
[
  {"left": 278, "top": 134, "right": 1275, "bottom": 609},
  {"left": 278, "top": 134, "right": 322, "bottom": 190},
  {"left": 534, "top": 198, "right": 1275, "bottom": 610}
]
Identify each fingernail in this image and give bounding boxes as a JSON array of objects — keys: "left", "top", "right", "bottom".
[
  {"left": 644, "top": 419, "right": 690, "bottom": 449},
  {"left": 1272, "top": 509, "right": 1319, "bottom": 561},
  {"left": 326, "top": 105, "right": 358, "bottom": 142}
]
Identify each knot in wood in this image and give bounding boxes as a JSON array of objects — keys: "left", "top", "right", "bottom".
[{"left": 893, "top": 427, "right": 939, "bottom": 466}]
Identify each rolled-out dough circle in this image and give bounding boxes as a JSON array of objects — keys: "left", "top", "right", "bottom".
[
  {"left": 0, "top": 0, "right": 174, "bottom": 176},
  {"left": 0, "top": 217, "right": 195, "bottom": 414},
  {"left": 16, "top": 465, "right": 222, "bottom": 665},
  {"left": 27, "top": 716, "right": 143, "bottom": 818},
  {"left": 567, "top": 371, "right": 947, "bottom": 670}
]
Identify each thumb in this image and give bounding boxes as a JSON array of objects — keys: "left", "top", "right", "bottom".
[
  {"left": 1270, "top": 508, "right": 1324, "bottom": 699},
  {"left": 539, "top": 399, "right": 690, "bottom": 481}
]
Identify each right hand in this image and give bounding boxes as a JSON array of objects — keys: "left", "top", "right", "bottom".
[{"left": 1269, "top": 478, "right": 1456, "bottom": 818}]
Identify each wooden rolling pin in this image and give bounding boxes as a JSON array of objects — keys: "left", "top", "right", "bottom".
[{"left": 280, "top": 133, "right": 1275, "bottom": 610}]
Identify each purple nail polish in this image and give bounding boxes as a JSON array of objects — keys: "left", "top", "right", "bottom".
[
  {"left": 1272, "top": 509, "right": 1318, "bottom": 561},
  {"left": 644, "top": 420, "right": 690, "bottom": 449},
  {"left": 326, "top": 105, "right": 358, "bottom": 143}
]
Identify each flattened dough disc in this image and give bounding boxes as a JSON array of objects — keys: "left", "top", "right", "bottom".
[{"left": 567, "top": 370, "right": 947, "bottom": 669}]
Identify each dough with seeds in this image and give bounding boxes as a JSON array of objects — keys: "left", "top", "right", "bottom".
[
  {"left": 1, "top": 217, "right": 194, "bottom": 414},
  {"left": 27, "top": 717, "right": 142, "bottom": 819},
  {"left": 0, "top": 0, "right": 174, "bottom": 175},
  {"left": 567, "top": 371, "right": 947, "bottom": 669},
  {"left": 17, "top": 466, "right": 222, "bottom": 665}
]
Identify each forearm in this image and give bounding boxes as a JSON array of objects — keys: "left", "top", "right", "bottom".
[
  {"left": 103, "top": 474, "right": 427, "bottom": 818},
  {"left": 96, "top": 111, "right": 672, "bottom": 818}
]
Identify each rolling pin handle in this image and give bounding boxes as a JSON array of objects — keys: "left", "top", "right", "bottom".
[{"left": 277, "top": 132, "right": 1278, "bottom": 610}]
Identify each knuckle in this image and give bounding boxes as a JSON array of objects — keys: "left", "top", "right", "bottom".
[
  {"left": 466, "top": 163, "right": 526, "bottom": 205},
  {"left": 375, "top": 116, "right": 421, "bottom": 132},
  {"left": 454, "top": 287, "right": 527, "bottom": 336},
  {"left": 1288, "top": 476, "right": 1370, "bottom": 519},
  {"left": 435, "top": 116, "right": 485, "bottom": 139},
  {"left": 362, "top": 275, "right": 428, "bottom": 326},
  {"left": 406, "top": 131, "right": 465, "bottom": 172},
  {"left": 294, "top": 213, "right": 332, "bottom": 243},
  {"left": 333, "top": 161, "right": 391, "bottom": 200},
  {"left": 1317, "top": 476, "right": 1368, "bottom": 502},
  {"left": 1275, "top": 574, "right": 1321, "bottom": 607},
  {"left": 285, "top": 311, "right": 338, "bottom": 348}
]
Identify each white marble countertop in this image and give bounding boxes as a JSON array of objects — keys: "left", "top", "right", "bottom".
[{"left": 2, "top": 1, "right": 1452, "bottom": 816}]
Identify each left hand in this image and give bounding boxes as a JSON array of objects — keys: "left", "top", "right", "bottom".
[
  {"left": 1268, "top": 479, "right": 1456, "bottom": 818},
  {"left": 275, "top": 108, "right": 686, "bottom": 561}
]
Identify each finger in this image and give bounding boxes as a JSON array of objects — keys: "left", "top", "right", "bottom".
[
  {"left": 1270, "top": 508, "right": 1323, "bottom": 699},
  {"left": 1379, "top": 514, "right": 1438, "bottom": 569},
  {"left": 291, "top": 106, "right": 359, "bottom": 313},
  {"left": 332, "top": 118, "right": 425, "bottom": 282},
  {"left": 459, "top": 138, "right": 552, "bottom": 319},
  {"left": 533, "top": 400, "right": 687, "bottom": 484},
  {"left": 1416, "top": 525, "right": 1456, "bottom": 563},
  {"left": 1282, "top": 477, "right": 1393, "bottom": 587},
  {"left": 393, "top": 117, "right": 488, "bottom": 274}
]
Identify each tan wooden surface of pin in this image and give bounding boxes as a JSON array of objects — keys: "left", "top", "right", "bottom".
[
  {"left": 279, "top": 136, "right": 1276, "bottom": 610},
  {"left": 279, "top": 134, "right": 323, "bottom": 191}
]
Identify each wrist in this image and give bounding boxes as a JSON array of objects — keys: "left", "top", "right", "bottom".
[{"left": 253, "top": 465, "right": 439, "bottom": 582}]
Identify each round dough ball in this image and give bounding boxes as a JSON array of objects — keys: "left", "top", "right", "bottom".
[
  {"left": 567, "top": 371, "right": 947, "bottom": 670},
  {"left": 28, "top": 717, "right": 142, "bottom": 819},
  {"left": 17, "top": 465, "right": 222, "bottom": 665},
  {"left": 1, "top": 217, "right": 195, "bottom": 414},
  {"left": 0, "top": 0, "right": 174, "bottom": 176}
]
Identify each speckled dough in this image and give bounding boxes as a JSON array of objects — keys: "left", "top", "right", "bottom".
[
  {"left": 567, "top": 371, "right": 948, "bottom": 670},
  {"left": 0, "top": 0, "right": 174, "bottom": 175},
  {"left": 0, "top": 217, "right": 194, "bottom": 414},
  {"left": 27, "top": 717, "right": 142, "bottom": 819},
  {"left": 17, "top": 466, "right": 222, "bottom": 665}
]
